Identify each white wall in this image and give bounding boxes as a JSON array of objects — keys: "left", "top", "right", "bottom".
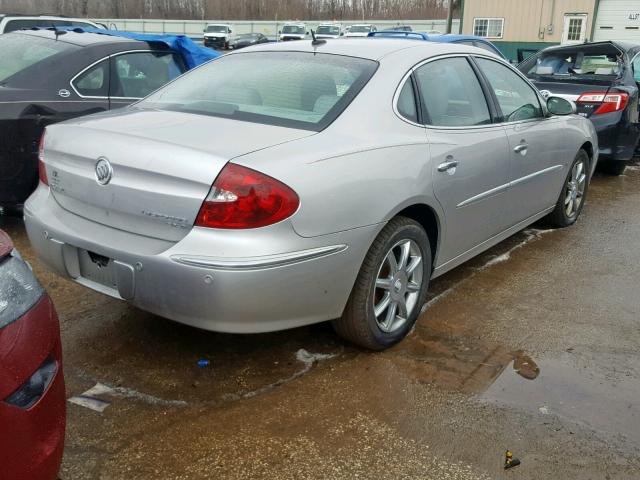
[{"left": 97, "top": 18, "right": 460, "bottom": 40}]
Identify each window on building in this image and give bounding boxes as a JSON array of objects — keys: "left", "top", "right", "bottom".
[{"left": 473, "top": 18, "right": 504, "bottom": 39}]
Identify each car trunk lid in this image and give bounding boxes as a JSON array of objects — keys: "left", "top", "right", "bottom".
[
  {"left": 531, "top": 79, "right": 629, "bottom": 118},
  {"left": 44, "top": 109, "right": 314, "bottom": 242}
]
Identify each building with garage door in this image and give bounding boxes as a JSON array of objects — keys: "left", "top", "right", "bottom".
[
  {"left": 459, "top": 0, "right": 639, "bottom": 61},
  {"left": 592, "top": 0, "right": 640, "bottom": 42}
]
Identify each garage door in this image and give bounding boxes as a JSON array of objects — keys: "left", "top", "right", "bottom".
[{"left": 593, "top": 0, "right": 640, "bottom": 42}]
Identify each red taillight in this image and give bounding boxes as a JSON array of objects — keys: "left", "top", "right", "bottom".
[
  {"left": 195, "top": 163, "right": 299, "bottom": 229},
  {"left": 577, "top": 92, "right": 628, "bottom": 115},
  {"left": 38, "top": 131, "right": 48, "bottom": 186}
]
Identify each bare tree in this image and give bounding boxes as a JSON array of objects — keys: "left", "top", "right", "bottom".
[{"left": 0, "top": 0, "right": 453, "bottom": 20}]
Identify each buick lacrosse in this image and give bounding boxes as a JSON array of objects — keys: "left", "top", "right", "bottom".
[{"left": 25, "top": 39, "right": 598, "bottom": 349}]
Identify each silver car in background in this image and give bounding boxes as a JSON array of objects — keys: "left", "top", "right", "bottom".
[{"left": 25, "top": 39, "right": 598, "bottom": 350}]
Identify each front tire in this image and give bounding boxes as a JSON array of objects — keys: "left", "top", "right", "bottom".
[
  {"left": 333, "top": 217, "right": 431, "bottom": 350},
  {"left": 545, "top": 149, "right": 590, "bottom": 228},
  {"left": 599, "top": 160, "right": 627, "bottom": 176}
]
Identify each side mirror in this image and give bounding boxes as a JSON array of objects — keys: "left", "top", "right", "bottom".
[
  {"left": 278, "top": 30, "right": 282, "bottom": 34},
  {"left": 546, "top": 96, "right": 576, "bottom": 116},
  {"left": 307, "top": 31, "right": 310, "bottom": 35},
  {"left": 340, "top": 32, "right": 344, "bottom": 36}
]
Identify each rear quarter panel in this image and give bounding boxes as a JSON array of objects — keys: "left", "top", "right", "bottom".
[{"left": 232, "top": 50, "right": 444, "bottom": 240}]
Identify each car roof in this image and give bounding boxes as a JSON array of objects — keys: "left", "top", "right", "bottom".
[
  {"left": 239, "top": 37, "right": 497, "bottom": 61},
  {"left": 10, "top": 28, "right": 156, "bottom": 47},
  {"left": 426, "top": 34, "right": 491, "bottom": 43}
]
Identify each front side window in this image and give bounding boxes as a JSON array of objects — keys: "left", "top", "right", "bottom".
[
  {"left": 0, "top": 34, "right": 78, "bottom": 83},
  {"left": 111, "top": 51, "right": 185, "bottom": 99},
  {"left": 414, "top": 57, "right": 491, "bottom": 127},
  {"left": 73, "top": 59, "right": 109, "bottom": 97},
  {"left": 476, "top": 58, "right": 543, "bottom": 122},
  {"left": 473, "top": 18, "right": 504, "bottom": 39},
  {"left": 140, "top": 52, "right": 378, "bottom": 131}
]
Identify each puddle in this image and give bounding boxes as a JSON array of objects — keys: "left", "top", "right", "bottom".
[{"left": 483, "top": 354, "right": 640, "bottom": 445}]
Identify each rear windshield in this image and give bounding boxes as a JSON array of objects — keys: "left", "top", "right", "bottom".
[
  {"left": 0, "top": 34, "right": 78, "bottom": 83},
  {"left": 523, "top": 45, "right": 624, "bottom": 80},
  {"left": 140, "top": 51, "right": 378, "bottom": 131}
]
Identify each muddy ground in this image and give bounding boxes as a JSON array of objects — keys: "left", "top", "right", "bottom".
[{"left": 2, "top": 166, "right": 640, "bottom": 479}]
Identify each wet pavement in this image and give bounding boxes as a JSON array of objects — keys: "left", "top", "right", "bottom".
[{"left": 2, "top": 166, "right": 640, "bottom": 479}]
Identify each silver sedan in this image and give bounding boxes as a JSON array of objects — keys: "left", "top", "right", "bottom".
[{"left": 25, "top": 39, "right": 598, "bottom": 349}]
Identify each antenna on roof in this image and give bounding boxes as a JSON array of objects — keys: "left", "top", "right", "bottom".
[
  {"left": 311, "top": 29, "right": 326, "bottom": 47},
  {"left": 51, "top": 23, "right": 67, "bottom": 39}
]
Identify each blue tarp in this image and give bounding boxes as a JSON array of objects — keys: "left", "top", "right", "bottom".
[{"left": 56, "top": 27, "right": 220, "bottom": 69}]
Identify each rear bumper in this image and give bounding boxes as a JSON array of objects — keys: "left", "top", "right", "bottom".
[
  {"left": 0, "top": 296, "right": 65, "bottom": 480},
  {"left": 24, "top": 186, "right": 379, "bottom": 333},
  {"left": 591, "top": 113, "right": 640, "bottom": 162}
]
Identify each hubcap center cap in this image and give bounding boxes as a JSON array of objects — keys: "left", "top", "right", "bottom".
[{"left": 390, "top": 272, "right": 408, "bottom": 300}]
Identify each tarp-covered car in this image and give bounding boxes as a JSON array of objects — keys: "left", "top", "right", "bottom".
[{"left": 0, "top": 28, "right": 218, "bottom": 210}]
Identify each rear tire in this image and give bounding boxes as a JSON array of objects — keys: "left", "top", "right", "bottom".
[
  {"left": 545, "top": 149, "right": 590, "bottom": 228},
  {"left": 333, "top": 217, "right": 431, "bottom": 350},
  {"left": 599, "top": 160, "right": 627, "bottom": 176}
]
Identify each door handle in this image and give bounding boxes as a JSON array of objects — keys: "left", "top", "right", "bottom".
[
  {"left": 514, "top": 143, "right": 529, "bottom": 154},
  {"left": 437, "top": 160, "right": 459, "bottom": 172}
]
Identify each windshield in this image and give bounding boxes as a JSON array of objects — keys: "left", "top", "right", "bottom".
[
  {"left": 317, "top": 26, "right": 340, "bottom": 35},
  {"left": 0, "top": 34, "right": 78, "bottom": 83},
  {"left": 283, "top": 25, "right": 305, "bottom": 34},
  {"left": 349, "top": 25, "right": 372, "bottom": 33},
  {"left": 206, "top": 25, "right": 229, "bottom": 33},
  {"left": 524, "top": 45, "right": 624, "bottom": 79},
  {"left": 140, "top": 52, "right": 377, "bottom": 131}
]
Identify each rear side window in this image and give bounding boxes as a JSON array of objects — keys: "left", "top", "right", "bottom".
[
  {"left": 414, "top": 57, "right": 491, "bottom": 127},
  {"left": 0, "top": 34, "right": 78, "bottom": 83},
  {"left": 397, "top": 79, "right": 418, "bottom": 123},
  {"left": 111, "top": 52, "right": 186, "bottom": 99},
  {"left": 476, "top": 58, "right": 543, "bottom": 122},
  {"left": 73, "top": 59, "right": 109, "bottom": 97},
  {"left": 140, "top": 52, "right": 378, "bottom": 131}
]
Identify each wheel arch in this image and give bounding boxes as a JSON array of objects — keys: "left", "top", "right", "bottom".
[{"left": 392, "top": 203, "right": 441, "bottom": 268}]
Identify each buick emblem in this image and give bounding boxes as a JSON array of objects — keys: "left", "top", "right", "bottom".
[
  {"left": 539, "top": 89, "right": 552, "bottom": 99},
  {"left": 95, "top": 157, "right": 113, "bottom": 185}
]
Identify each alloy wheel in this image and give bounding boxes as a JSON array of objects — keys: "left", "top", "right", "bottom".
[
  {"left": 565, "top": 158, "right": 587, "bottom": 218},
  {"left": 372, "top": 239, "right": 423, "bottom": 333}
]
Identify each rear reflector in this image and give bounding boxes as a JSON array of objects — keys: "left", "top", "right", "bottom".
[
  {"left": 195, "top": 163, "right": 299, "bottom": 229},
  {"left": 577, "top": 92, "right": 628, "bottom": 115},
  {"left": 38, "top": 131, "right": 48, "bottom": 186}
]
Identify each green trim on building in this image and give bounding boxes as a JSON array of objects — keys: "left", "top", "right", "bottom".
[
  {"left": 492, "top": 41, "right": 559, "bottom": 62},
  {"left": 459, "top": 0, "right": 465, "bottom": 34}
]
